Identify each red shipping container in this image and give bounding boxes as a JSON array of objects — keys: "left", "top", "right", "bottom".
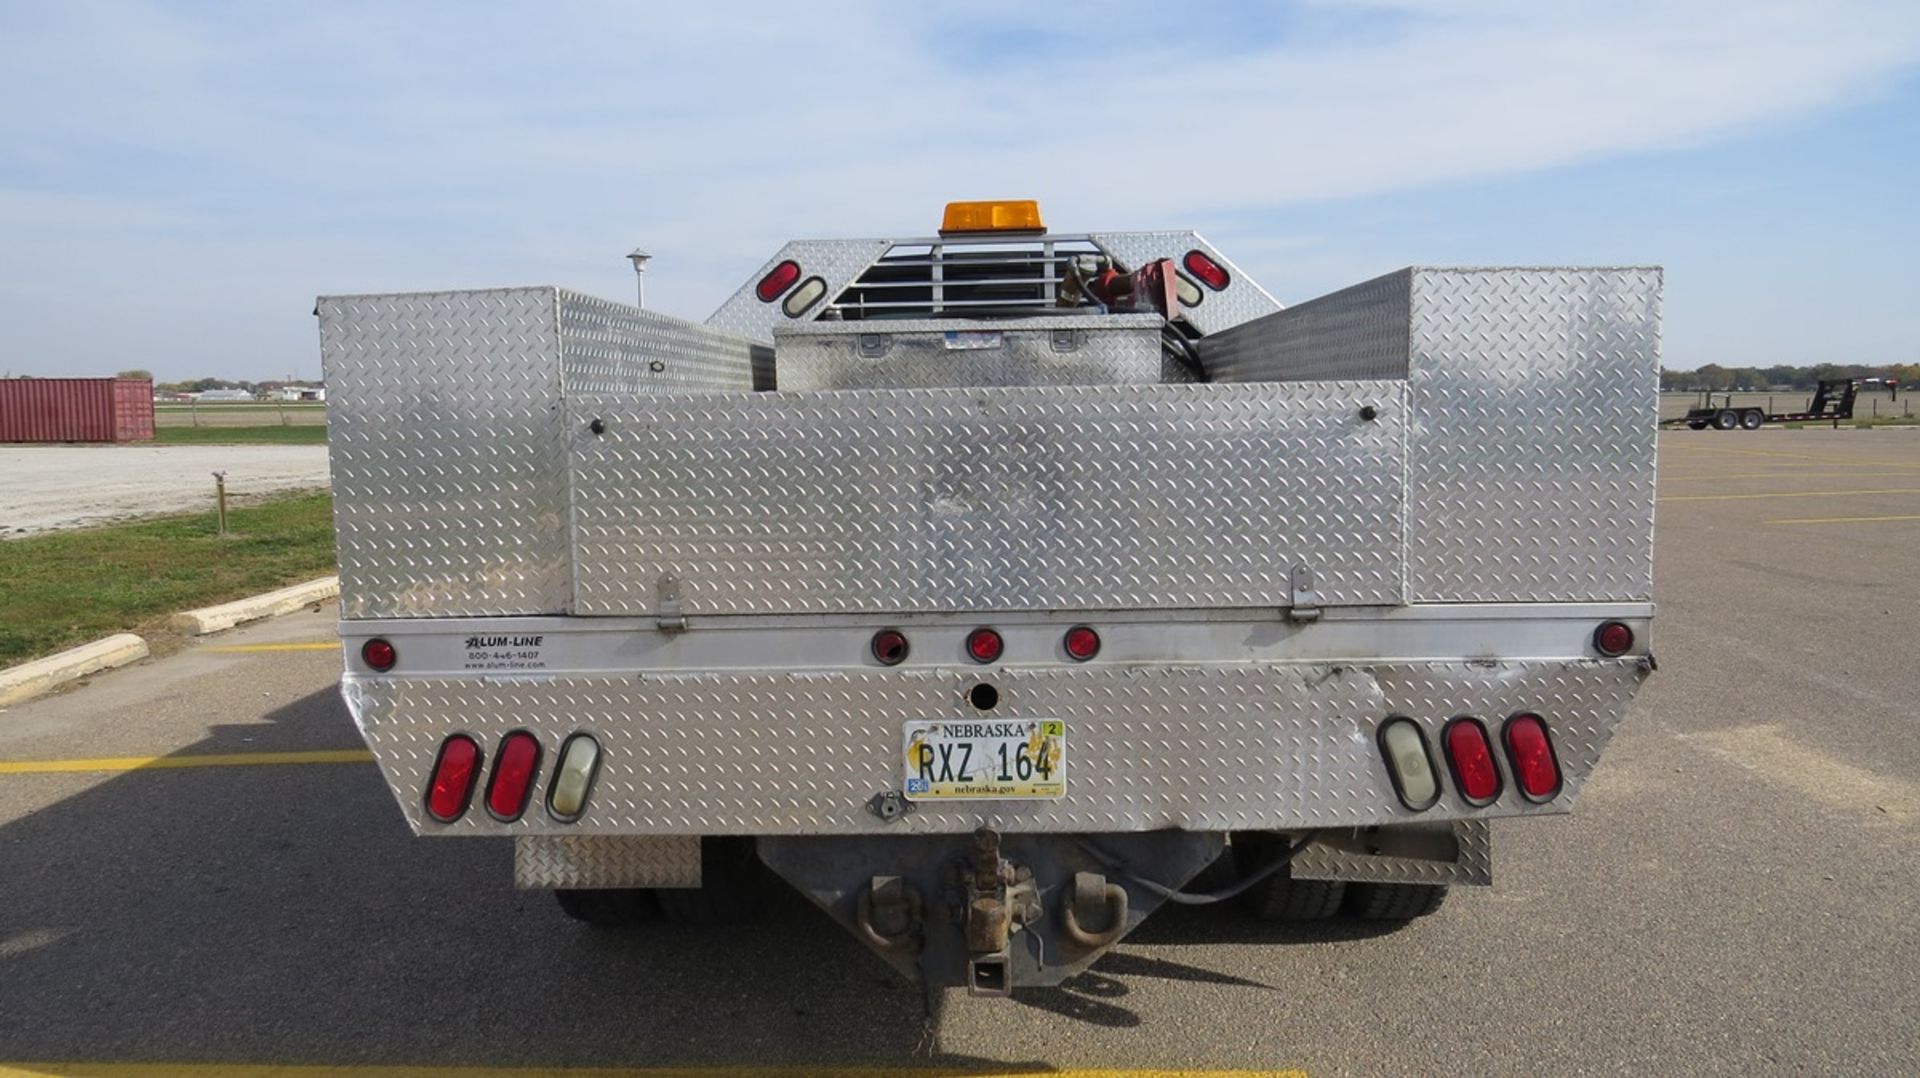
[{"left": 0, "top": 378, "right": 156, "bottom": 443}]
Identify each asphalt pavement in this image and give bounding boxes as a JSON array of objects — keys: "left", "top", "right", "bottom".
[{"left": 0, "top": 429, "right": 1915, "bottom": 1076}]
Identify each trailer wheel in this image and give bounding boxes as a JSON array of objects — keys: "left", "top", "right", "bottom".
[
  {"left": 1344, "top": 881, "right": 1449, "bottom": 921},
  {"left": 1233, "top": 833, "right": 1344, "bottom": 920},
  {"left": 554, "top": 887, "right": 657, "bottom": 926},
  {"left": 1741, "top": 409, "right": 1764, "bottom": 430},
  {"left": 654, "top": 836, "right": 767, "bottom": 925},
  {"left": 1714, "top": 409, "right": 1739, "bottom": 430},
  {"left": 1686, "top": 419, "right": 1708, "bottom": 430}
]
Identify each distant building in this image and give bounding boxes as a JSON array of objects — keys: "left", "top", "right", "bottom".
[
  {"left": 276, "top": 385, "right": 326, "bottom": 402},
  {"left": 195, "top": 389, "right": 256, "bottom": 402}
]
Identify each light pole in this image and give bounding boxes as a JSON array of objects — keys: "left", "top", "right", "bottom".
[{"left": 627, "top": 248, "right": 652, "bottom": 308}]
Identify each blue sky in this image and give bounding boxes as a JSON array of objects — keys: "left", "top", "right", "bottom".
[{"left": 2, "top": 0, "right": 1917, "bottom": 380}]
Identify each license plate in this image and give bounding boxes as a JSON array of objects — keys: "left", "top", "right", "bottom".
[{"left": 902, "top": 719, "right": 1066, "bottom": 800}]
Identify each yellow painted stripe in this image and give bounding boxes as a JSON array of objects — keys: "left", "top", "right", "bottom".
[
  {"left": 1658, "top": 488, "right": 1920, "bottom": 503},
  {"left": 201, "top": 642, "right": 338, "bottom": 653},
  {"left": 0, "top": 749, "right": 373, "bottom": 775},
  {"left": 1766, "top": 513, "right": 1920, "bottom": 526},
  {"left": 0, "top": 1060, "right": 1297, "bottom": 1068}
]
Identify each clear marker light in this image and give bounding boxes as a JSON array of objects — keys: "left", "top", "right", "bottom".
[
  {"left": 1174, "top": 272, "right": 1203, "bottom": 308},
  {"left": 1379, "top": 718, "right": 1439, "bottom": 810},
  {"left": 783, "top": 276, "right": 828, "bottom": 317},
  {"left": 547, "top": 734, "right": 602, "bottom": 821}
]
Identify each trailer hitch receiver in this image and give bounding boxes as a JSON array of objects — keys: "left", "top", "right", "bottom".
[
  {"left": 961, "top": 828, "right": 1038, "bottom": 997},
  {"left": 757, "top": 830, "right": 1223, "bottom": 995}
]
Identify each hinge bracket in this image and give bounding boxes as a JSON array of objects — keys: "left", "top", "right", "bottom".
[
  {"left": 1288, "top": 564, "right": 1322, "bottom": 623},
  {"left": 655, "top": 574, "right": 687, "bottom": 633}
]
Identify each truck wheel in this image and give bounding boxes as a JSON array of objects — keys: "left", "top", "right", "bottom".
[
  {"left": 1686, "top": 420, "right": 1708, "bottom": 430},
  {"left": 1714, "top": 409, "right": 1739, "bottom": 430},
  {"left": 654, "top": 836, "right": 767, "bottom": 925},
  {"left": 1741, "top": 409, "right": 1764, "bottom": 430},
  {"left": 1234, "top": 833, "right": 1344, "bottom": 920},
  {"left": 554, "top": 887, "right": 656, "bottom": 926},
  {"left": 1344, "top": 882, "right": 1448, "bottom": 920}
]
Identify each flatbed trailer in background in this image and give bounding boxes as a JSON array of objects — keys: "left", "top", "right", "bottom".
[
  {"left": 318, "top": 200, "right": 1663, "bottom": 998},
  {"left": 1664, "top": 377, "right": 1899, "bottom": 430}
]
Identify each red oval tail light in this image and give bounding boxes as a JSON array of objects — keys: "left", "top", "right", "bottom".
[
  {"left": 1443, "top": 718, "right": 1502, "bottom": 805},
  {"left": 485, "top": 732, "right": 542, "bottom": 822},
  {"left": 1182, "top": 249, "right": 1230, "bottom": 290},
  {"left": 1503, "top": 714, "right": 1562, "bottom": 801},
  {"left": 756, "top": 260, "right": 802, "bottom": 302},
  {"left": 425, "top": 735, "right": 482, "bottom": 823}
]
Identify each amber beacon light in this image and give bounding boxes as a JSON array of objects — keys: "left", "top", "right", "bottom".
[{"left": 940, "top": 199, "right": 1045, "bottom": 235}]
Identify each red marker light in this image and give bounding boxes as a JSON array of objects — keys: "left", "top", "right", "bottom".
[
  {"left": 425, "top": 735, "right": 481, "bottom": 823},
  {"left": 485, "top": 731, "right": 541, "bottom": 821},
  {"left": 756, "top": 260, "right": 801, "bottom": 302},
  {"left": 1182, "top": 249, "right": 1230, "bottom": 290},
  {"left": 1503, "top": 714, "right": 1562, "bottom": 801},
  {"left": 1594, "top": 621, "right": 1634, "bottom": 657},
  {"left": 966, "top": 628, "right": 1004, "bottom": 664},
  {"left": 871, "top": 629, "right": 910, "bottom": 666},
  {"left": 1443, "top": 719, "right": 1502, "bottom": 805},
  {"left": 361, "top": 638, "right": 396, "bottom": 672},
  {"left": 1063, "top": 626, "right": 1100, "bottom": 661}
]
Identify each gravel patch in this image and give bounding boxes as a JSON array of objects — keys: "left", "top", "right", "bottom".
[{"left": 0, "top": 445, "right": 331, "bottom": 538}]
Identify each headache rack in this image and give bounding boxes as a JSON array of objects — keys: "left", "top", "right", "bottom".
[{"left": 828, "top": 234, "right": 1106, "bottom": 319}]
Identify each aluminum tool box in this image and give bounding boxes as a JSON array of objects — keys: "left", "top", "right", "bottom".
[{"left": 320, "top": 212, "right": 1660, "bottom": 996}]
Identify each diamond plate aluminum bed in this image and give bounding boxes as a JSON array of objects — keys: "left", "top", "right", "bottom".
[{"left": 317, "top": 219, "right": 1660, "bottom": 995}]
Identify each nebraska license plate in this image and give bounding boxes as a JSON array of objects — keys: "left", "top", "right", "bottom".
[{"left": 902, "top": 719, "right": 1066, "bottom": 800}]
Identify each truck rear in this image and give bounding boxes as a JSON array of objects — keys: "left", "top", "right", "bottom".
[{"left": 318, "top": 201, "right": 1660, "bottom": 996}]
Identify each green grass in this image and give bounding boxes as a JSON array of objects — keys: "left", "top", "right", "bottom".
[
  {"left": 0, "top": 493, "right": 337, "bottom": 666},
  {"left": 153, "top": 424, "right": 328, "bottom": 445}
]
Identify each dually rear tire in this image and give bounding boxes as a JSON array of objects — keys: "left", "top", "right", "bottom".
[
  {"left": 1344, "top": 881, "right": 1449, "bottom": 920},
  {"left": 554, "top": 887, "right": 657, "bottom": 926}
]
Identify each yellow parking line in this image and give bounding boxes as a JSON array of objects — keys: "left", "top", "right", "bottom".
[
  {"left": 1767, "top": 513, "right": 1920, "bottom": 526},
  {"left": 1657, "top": 488, "right": 1920, "bottom": 503},
  {"left": 201, "top": 642, "right": 338, "bottom": 653},
  {"left": 0, "top": 1060, "right": 1305, "bottom": 1068},
  {"left": 0, "top": 750, "right": 373, "bottom": 775}
]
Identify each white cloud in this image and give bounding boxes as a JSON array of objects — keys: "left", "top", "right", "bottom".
[{"left": 1, "top": 1, "right": 1917, "bottom": 376}]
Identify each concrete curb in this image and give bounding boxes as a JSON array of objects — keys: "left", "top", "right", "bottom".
[
  {"left": 169, "top": 576, "right": 340, "bottom": 636},
  {"left": 0, "top": 634, "right": 150, "bottom": 708}
]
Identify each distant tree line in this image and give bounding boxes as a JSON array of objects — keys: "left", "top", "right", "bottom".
[
  {"left": 1663, "top": 363, "right": 1916, "bottom": 392},
  {"left": 138, "top": 376, "right": 318, "bottom": 394}
]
